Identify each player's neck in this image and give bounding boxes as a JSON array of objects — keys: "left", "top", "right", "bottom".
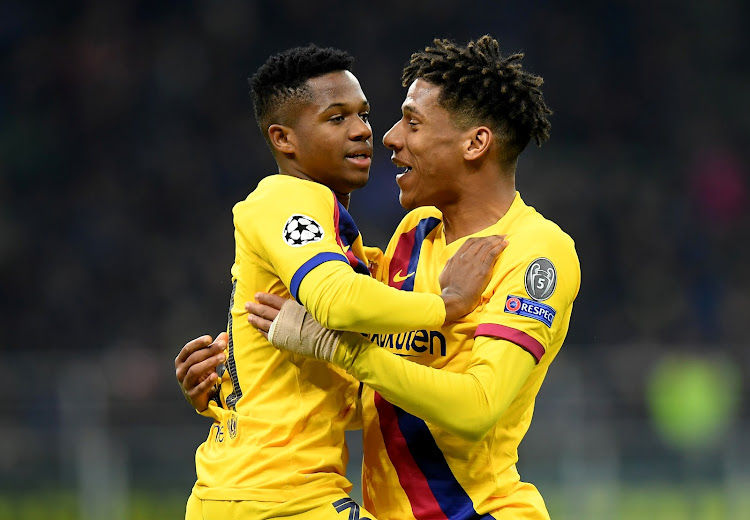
[
  {"left": 276, "top": 166, "right": 351, "bottom": 210},
  {"left": 334, "top": 192, "right": 351, "bottom": 209},
  {"left": 439, "top": 178, "right": 516, "bottom": 244}
]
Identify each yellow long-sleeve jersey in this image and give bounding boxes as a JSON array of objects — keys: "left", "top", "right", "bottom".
[
  {"left": 331, "top": 193, "right": 581, "bottom": 520},
  {"left": 191, "top": 174, "right": 446, "bottom": 503}
]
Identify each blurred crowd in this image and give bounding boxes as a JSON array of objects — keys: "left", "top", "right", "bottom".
[{"left": 1, "top": 0, "right": 748, "bottom": 473}]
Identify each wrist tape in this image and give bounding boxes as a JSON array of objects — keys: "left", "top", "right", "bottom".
[{"left": 267, "top": 300, "right": 342, "bottom": 362}]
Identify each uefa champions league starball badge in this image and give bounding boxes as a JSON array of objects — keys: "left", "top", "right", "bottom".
[{"left": 283, "top": 214, "right": 324, "bottom": 247}]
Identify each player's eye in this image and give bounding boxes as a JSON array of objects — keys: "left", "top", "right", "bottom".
[
  {"left": 329, "top": 115, "right": 345, "bottom": 123},
  {"left": 359, "top": 112, "right": 370, "bottom": 123}
]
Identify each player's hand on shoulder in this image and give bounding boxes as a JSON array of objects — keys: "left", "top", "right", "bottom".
[
  {"left": 175, "top": 332, "right": 227, "bottom": 412},
  {"left": 440, "top": 235, "right": 508, "bottom": 322}
]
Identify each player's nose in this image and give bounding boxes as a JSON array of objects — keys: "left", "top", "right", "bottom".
[
  {"left": 383, "top": 121, "right": 401, "bottom": 150},
  {"left": 350, "top": 116, "right": 372, "bottom": 141}
]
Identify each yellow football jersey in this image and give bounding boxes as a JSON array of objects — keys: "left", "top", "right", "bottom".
[
  {"left": 334, "top": 193, "right": 580, "bottom": 519},
  {"left": 192, "top": 174, "right": 446, "bottom": 503}
]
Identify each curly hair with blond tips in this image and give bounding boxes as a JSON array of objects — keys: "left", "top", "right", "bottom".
[{"left": 403, "top": 35, "right": 552, "bottom": 165}]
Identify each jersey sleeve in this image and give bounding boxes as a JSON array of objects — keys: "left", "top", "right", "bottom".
[
  {"left": 332, "top": 332, "right": 535, "bottom": 441},
  {"left": 236, "top": 181, "right": 446, "bottom": 334},
  {"left": 474, "top": 224, "right": 580, "bottom": 363}
]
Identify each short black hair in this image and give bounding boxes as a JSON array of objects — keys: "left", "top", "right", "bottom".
[
  {"left": 403, "top": 35, "right": 552, "bottom": 165},
  {"left": 249, "top": 44, "right": 355, "bottom": 143}
]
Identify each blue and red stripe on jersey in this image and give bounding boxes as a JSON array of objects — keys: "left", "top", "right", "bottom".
[
  {"left": 375, "top": 393, "right": 494, "bottom": 520},
  {"left": 376, "top": 215, "right": 492, "bottom": 519},
  {"left": 289, "top": 195, "right": 371, "bottom": 301},
  {"left": 333, "top": 199, "right": 371, "bottom": 277},
  {"left": 387, "top": 216, "right": 440, "bottom": 291}
]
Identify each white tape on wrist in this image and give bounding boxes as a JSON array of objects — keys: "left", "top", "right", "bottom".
[{"left": 267, "top": 300, "right": 341, "bottom": 362}]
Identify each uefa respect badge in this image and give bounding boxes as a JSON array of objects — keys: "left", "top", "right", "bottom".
[{"left": 504, "top": 295, "right": 556, "bottom": 328}]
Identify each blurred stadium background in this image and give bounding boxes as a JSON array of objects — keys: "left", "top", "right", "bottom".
[{"left": 1, "top": 1, "right": 748, "bottom": 519}]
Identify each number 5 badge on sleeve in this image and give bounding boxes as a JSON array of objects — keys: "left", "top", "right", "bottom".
[{"left": 524, "top": 257, "right": 556, "bottom": 301}]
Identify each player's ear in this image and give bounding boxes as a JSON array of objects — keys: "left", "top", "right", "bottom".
[
  {"left": 463, "top": 126, "right": 492, "bottom": 162},
  {"left": 268, "top": 124, "right": 296, "bottom": 155}
]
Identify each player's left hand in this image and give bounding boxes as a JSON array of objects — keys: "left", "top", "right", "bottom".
[
  {"left": 440, "top": 235, "right": 508, "bottom": 322},
  {"left": 246, "top": 293, "right": 288, "bottom": 338},
  {"left": 175, "top": 333, "right": 227, "bottom": 412}
]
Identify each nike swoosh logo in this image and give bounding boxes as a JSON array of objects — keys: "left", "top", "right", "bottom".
[{"left": 393, "top": 269, "right": 415, "bottom": 283}]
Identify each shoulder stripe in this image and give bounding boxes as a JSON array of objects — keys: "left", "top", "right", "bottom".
[
  {"left": 475, "top": 324, "right": 545, "bottom": 363},
  {"left": 289, "top": 252, "right": 349, "bottom": 302}
]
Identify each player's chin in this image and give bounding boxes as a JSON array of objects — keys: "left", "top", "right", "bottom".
[
  {"left": 398, "top": 189, "right": 418, "bottom": 210},
  {"left": 344, "top": 170, "right": 369, "bottom": 190}
]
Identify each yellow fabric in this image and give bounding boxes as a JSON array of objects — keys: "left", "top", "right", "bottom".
[
  {"left": 362, "top": 246, "right": 386, "bottom": 281},
  {"left": 186, "top": 490, "right": 377, "bottom": 520},
  {"left": 192, "top": 174, "right": 444, "bottom": 503},
  {"left": 334, "top": 334, "right": 535, "bottom": 441},
  {"left": 480, "top": 481, "right": 551, "bottom": 520},
  {"left": 298, "top": 261, "right": 443, "bottom": 333},
  {"left": 237, "top": 175, "right": 445, "bottom": 334},
  {"left": 352, "top": 192, "right": 580, "bottom": 520}
]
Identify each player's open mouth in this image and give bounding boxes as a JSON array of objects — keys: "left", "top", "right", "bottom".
[
  {"left": 395, "top": 167, "right": 414, "bottom": 187},
  {"left": 391, "top": 156, "right": 412, "bottom": 176},
  {"left": 393, "top": 160, "right": 413, "bottom": 182}
]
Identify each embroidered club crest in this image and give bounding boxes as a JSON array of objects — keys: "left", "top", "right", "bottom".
[{"left": 227, "top": 413, "right": 238, "bottom": 440}]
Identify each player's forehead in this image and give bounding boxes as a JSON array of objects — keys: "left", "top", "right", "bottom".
[
  {"left": 402, "top": 79, "right": 444, "bottom": 118},
  {"left": 305, "top": 70, "right": 369, "bottom": 113}
]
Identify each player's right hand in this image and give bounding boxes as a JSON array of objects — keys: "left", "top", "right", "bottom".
[
  {"left": 439, "top": 235, "right": 508, "bottom": 322},
  {"left": 175, "top": 332, "right": 227, "bottom": 412}
]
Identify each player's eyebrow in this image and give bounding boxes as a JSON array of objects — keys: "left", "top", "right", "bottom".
[
  {"left": 322, "top": 100, "right": 370, "bottom": 112},
  {"left": 402, "top": 104, "right": 421, "bottom": 117}
]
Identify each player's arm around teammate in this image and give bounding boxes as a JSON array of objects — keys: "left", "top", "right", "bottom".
[
  {"left": 246, "top": 307, "right": 531, "bottom": 442},
  {"left": 249, "top": 225, "right": 579, "bottom": 442},
  {"left": 175, "top": 332, "right": 226, "bottom": 412},
  {"left": 174, "top": 234, "right": 507, "bottom": 413}
]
